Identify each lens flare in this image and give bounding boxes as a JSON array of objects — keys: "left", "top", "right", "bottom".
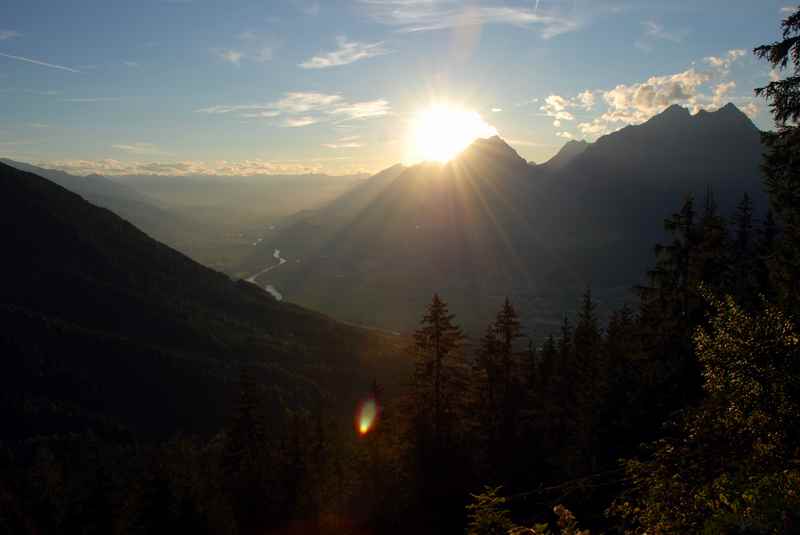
[{"left": 355, "top": 398, "right": 378, "bottom": 435}]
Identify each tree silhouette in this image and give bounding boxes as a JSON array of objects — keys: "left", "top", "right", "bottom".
[
  {"left": 412, "top": 293, "right": 466, "bottom": 450},
  {"left": 755, "top": 6, "right": 800, "bottom": 309}
]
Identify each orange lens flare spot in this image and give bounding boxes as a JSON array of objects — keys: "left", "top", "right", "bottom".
[{"left": 355, "top": 398, "right": 378, "bottom": 435}]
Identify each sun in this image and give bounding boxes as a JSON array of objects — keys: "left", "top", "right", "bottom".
[{"left": 407, "top": 104, "right": 498, "bottom": 163}]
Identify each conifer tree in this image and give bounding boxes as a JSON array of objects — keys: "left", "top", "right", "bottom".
[
  {"left": 728, "top": 193, "right": 759, "bottom": 306},
  {"left": 755, "top": 6, "right": 800, "bottom": 309},
  {"left": 756, "top": 209, "right": 780, "bottom": 298},
  {"left": 570, "top": 287, "right": 605, "bottom": 474},
  {"left": 412, "top": 293, "right": 466, "bottom": 450}
]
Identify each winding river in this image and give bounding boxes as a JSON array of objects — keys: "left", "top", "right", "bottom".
[{"left": 245, "top": 248, "right": 287, "bottom": 301}]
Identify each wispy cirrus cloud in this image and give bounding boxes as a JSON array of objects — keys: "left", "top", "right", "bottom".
[
  {"left": 284, "top": 116, "right": 319, "bottom": 127},
  {"left": 642, "top": 21, "right": 686, "bottom": 43},
  {"left": 358, "top": 0, "right": 580, "bottom": 38},
  {"left": 294, "top": 0, "right": 320, "bottom": 16},
  {"left": 214, "top": 31, "right": 275, "bottom": 65},
  {"left": 0, "top": 30, "right": 20, "bottom": 40},
  {"left": 111, "top": 142, "right": 167, "bottom": 155},
  {"left": 0, "top": 52, "right": 80, "bottom": 73},
  {"left": 217, "top": 49, "right": 243, "bottom": 65},
  {"left": 635, "top": 20, "right": 687, "bottom": 52},
  {"left": 323, "top": 135, "right": 363, "bottom": 149},
  {"left": 60, "top": 97, "right": 121, "bottom": 102},
  {"left": 196, "top": 91, "right": 390, "bottom": 127},
  {"left": 37, "top": 158, "right": 327, "bottom": 176},
  {"left": 299, "top": 36, "right": 390, "bottom": 69},
  {"left": 328, "top": 99, "right": 390, "bottom": 120}
]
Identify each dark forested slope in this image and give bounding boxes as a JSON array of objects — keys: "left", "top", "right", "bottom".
[{"left": 0, "top": 162, "right": 405, "bottom": 439}]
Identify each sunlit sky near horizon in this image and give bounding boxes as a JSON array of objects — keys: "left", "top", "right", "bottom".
[{"left": 0, "top": 0, "right": 794, "bottom": 176}]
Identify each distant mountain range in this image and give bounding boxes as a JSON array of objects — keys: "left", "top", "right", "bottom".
[
  {"left": 241, "top": 103, "right": 767, "bottom": 335},
  {"left": 0, "top": 159, "right": 366, "bottom": 273},
  {"left": 0, "top": 161, "right": 405, "bottom": 439}
]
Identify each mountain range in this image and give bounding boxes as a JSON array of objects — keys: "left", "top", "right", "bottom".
[
  {"left": 241, "top": 103, "right": 767, "bottom": 335},
  {"left": 0, "top": 159, "right": 366, "bottom": 273},
  {"left": 0, "top": 161, "right": 405, "bottom": 440}
]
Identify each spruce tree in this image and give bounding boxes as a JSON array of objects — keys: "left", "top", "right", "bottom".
[
  {"left": 413, "top": 293, "right": 465, "bottom": 450},
  {"left": 755, "top": 6, "right": 800, "bottom": 309},
  {"left": 571, "top": 286, "right": 604, "bottom": 474}
]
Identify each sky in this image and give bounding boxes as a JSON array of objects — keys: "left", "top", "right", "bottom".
[{"left": 0, "top": 0, "right": 794, "bottom": 176}]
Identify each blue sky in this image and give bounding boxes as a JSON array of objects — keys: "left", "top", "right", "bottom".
[{"left": 0, "top": 0, "right": 793, "bottom": 175}]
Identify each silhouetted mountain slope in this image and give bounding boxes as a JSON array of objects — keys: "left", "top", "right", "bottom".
[
  {"left": 0, "top": 162, "right": 405, "bottom": 439},
  {"left": 242, "top": 104, "right": 767, "bottom": 334},
  {"left": 539, "top": 139, "right": 589, "bottom": 172},
  {"left": 0, "top": 158, "right": 194, "bottom": 248},
  {"left": 533, "top": 102, "right": 766, "bottom": 283}
]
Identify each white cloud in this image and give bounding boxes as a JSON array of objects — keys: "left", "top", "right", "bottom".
[
  {"left": 551, "top": 48, "right": 757, "bottom": 140},
  {"left": 323, "top": 142, "right": 363, "bottom": 149},
  {"left": 577, "top": 118, "right": 610, "bottom": 138},
  {"left": 602, "top": 68, "right": 710, "bottom": 125},
  {"left": 37, "top": 158, "right": 326, "bottom": 176},
  {"left": 503, "top": 139, "right": 552, "bottom": 148},
  {"left": 711, "top": 81, "right": 736, "bottom": 108},
  {"left": 240, "top": 110, "right": 281, "bottom": 119},
  {"left": 60, "top": 97, "right": 121, "bottom": 102},
  {"left": 218, "top": 49, "right": 243, "bottom": 65},
  {"left": 218, "top": 32, "right": 275, "bottom": 63},
  {"left": 273, "top": 92, "right": 344, "bottom": 113},
  {"left": 575, "top": 90, "right": 596, "bottom": 110},
  {"left": 556, "top": 131, "right": 574, "bottom": 139},
  {"left": 296, "top": 1, "right": 320, "bottom": 16},
  {"left": 196, "top": 92, "right": 390, "bottom": 127},
  {"left": 284, "top": 116, "right": 319, "bottom": 127},
  {"left": 781, "top": 6, "right": 797, "bottom": 14},
  {"left": 237, "top": 31, "right": 258, "bottom": 41},
  {"left": 195, "top": 104, "right": 271, "bottom": 114},
  {"left": 323, "top": 134, "right": 364, "bottom": 148},
  {"left": 359, "top": 1, "right": 580, "bottom": 39},
  {"left": 0, "top": 52, "right": 80, "bottom": 73},
  {"left": 111, "top": 142, "right": 166, "bottom": 155},
  {"left": 253, "top": 47, "right": 273, "bottom": 62},
  {"left": 491, "top": 108, "right": 503, "bottom": 112},
  {"left": 0, "top": 30, "right": 20, "bottom": 40},
  {"left": 299, "top": 37, "right": 390, "bottom": 69},
  {"left": 642, "top": 20, "right": 685, "bottom": 43},
  {"left": 740, "top": 101, "right": 759, "bottom": 118},
  {"left": 540, "top": 92, "right": 598, "bottom": 126},
  {"left": 704, "top": 49, "right": 746, "bottom": 77},
  {"left": 327, "top": 99, "right": 390, "bottom": 120}
]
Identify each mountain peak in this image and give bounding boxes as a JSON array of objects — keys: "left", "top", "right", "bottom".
[
  {"left": 716, "top": 102, "right": 750, "bottom": 119},
  {"left": 455, "top": 135, "right": 527, "bottom": 168},
  {"left": 541, "top": 138, "right": 590, "bottom": 171},
  {"left": 663, "top": 103, "right": 691, "bottom": 116}
]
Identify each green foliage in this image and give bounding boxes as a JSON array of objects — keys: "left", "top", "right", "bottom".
[
  {"left": 611, "top": 291, "right": 800, "bottom": 534},
  {"left": 466, "top": 487, "right": 589, "bottom": 535},
  {"left": 466, "top": 486, "right": 516, "bottom": 535}
]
